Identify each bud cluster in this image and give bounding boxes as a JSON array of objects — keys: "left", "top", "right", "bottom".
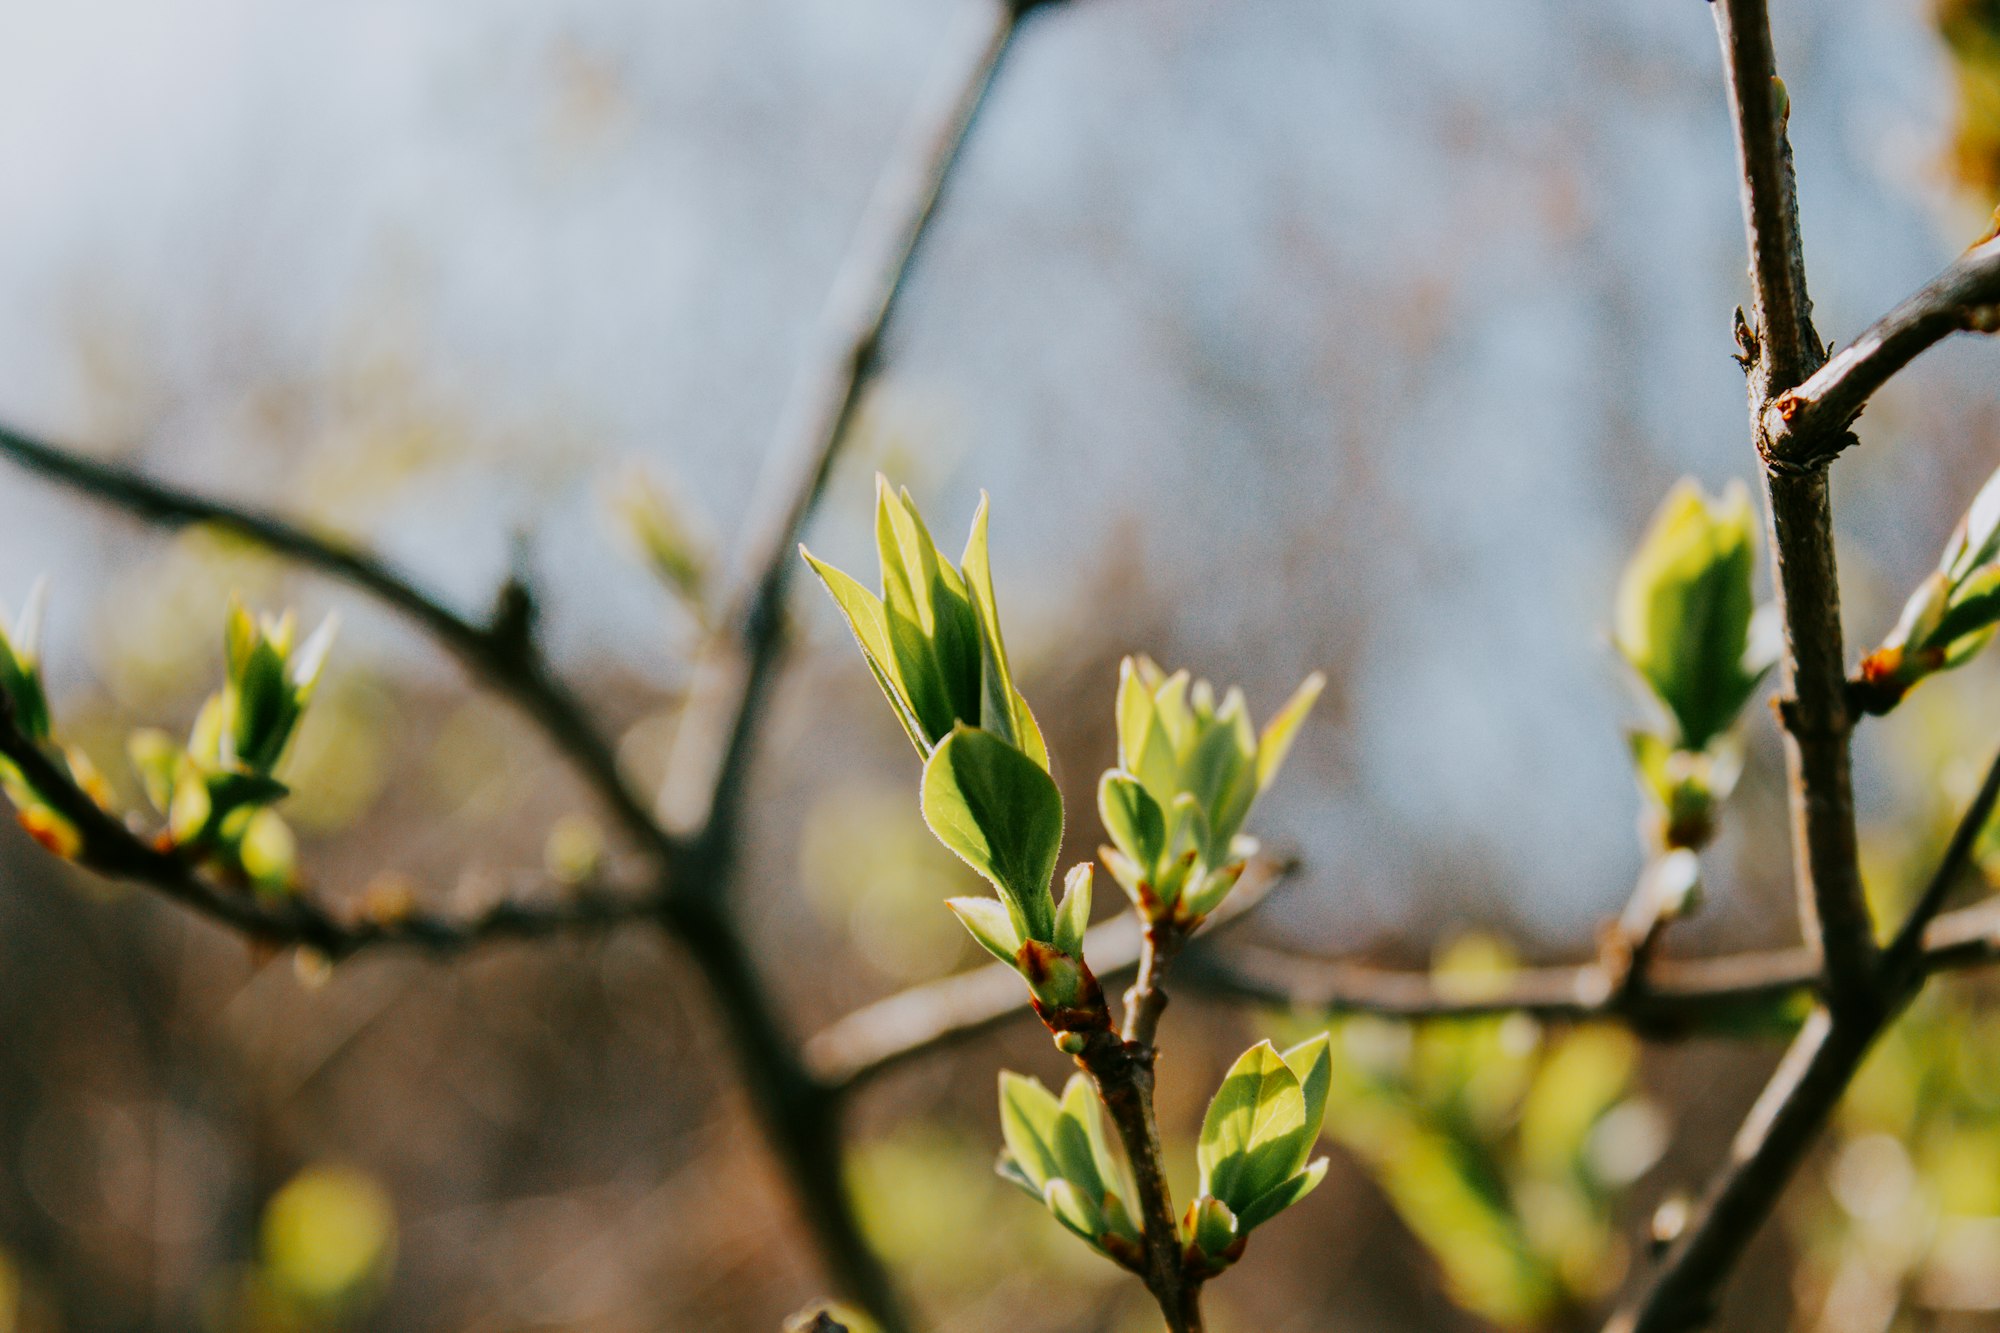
[{"left": 1098, "top": 656, "right": 1321, "bottom": 926}]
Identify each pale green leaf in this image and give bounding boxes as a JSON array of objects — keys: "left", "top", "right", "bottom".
[
  {"left": 921, "top": 725, "right": 1062, "bottom": 942},
  {"left": 1097, "top": 770, "right": 1165, "bottom": 873},
  {"left": 1052, "top": 863, "right": 1092, "bottom": 958},
  {"left": 1256, "top": 672, "right": 1325, "bottom": 790},
  {"left": 946, "top": 896, "right": 1022, "bottom": 966},
  {"left": 1198, "top": 1040, "right": 1308, "bottom": 1214},
  {"left": 1236, "top": 1157, "right": 1329, "bottom": 1232},
  {"left": 998, "top": 1072, "right": 1064, "bottom": 1191}
]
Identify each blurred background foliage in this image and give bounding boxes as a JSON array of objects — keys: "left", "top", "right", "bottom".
[{"left": 2, "top": 0, "right": 2000, "bottom": 1329}]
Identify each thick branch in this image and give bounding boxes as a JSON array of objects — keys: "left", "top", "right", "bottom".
[
  {"left": 0, "top": 423, "right": 672, "bottom": 863},
  {"left": 1713, "top": 0, "right": 1879, "bottom": 1014},
  {"left": 1766, "top": 237, "right": 2000, "bottom": 465}
]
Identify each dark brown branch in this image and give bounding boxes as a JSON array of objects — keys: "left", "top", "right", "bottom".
[
  {"left": 1604, "top": 1008, "right": 1871, "bottom": 1333},
  {"left": 0, "top": 422, "right": 673, "bottom": 864},
  {"left": 1713, "top": 0, "right": 1879, "bottom": 1016},
  {"left": 805, "top": 859, "right": 1287, "bottom": 1090},
  {"left": 1766, "top": 237, "right": 2000, "bottom": 466}
]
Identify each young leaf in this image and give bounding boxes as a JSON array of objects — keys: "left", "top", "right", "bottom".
[
  {"left": 1257, "top": 672, "right": 1325, "bottom": 791},
  {"left": 959, "top": 494, "right": 1047, "bottom": 769},
  {"left": 801, "top": 549, "right": 931, "bottom": 754},
  {"left": 946, "top": 896, "right": 1023, "bottom": 966},
  {"left": 1098, "top": 770, "right": 1165, "bottom": 874},
  {"left": 1062, "top": 1074, "right": 1135, "bottom": 1231},
  {"left": 998, "top": 1072, "right": 1065, "bottom": 1190},
  {"left": 1614, "top": 479, "right": 1766, "bottom": 751},
  {"left": 1049, "top": 1089, "right": 1106, "bottom": 1203},
  {"left": 1198, "top": 1040, "right": 1310, "bottom": 1215},
  {"left": 1236, "top": 1156, "right": 1329, "bottom": 1232},
  {"left": 1186, "top": 1193, "right": 1240, "bottom": 1260},
  {"left": 1043, "top": 1177, "right": 1105, "bottom": 1247},
  {"left": 0, "top": 579, "right": 50, "bottom": 742},
  {"left": 1282, "top": 1032, "right": 1333, "bottom": 1142},
  {"left": 921, "top": 725, "right": 1062, "bottom": 942},
  {"left": 1182, "top": 861, "right": 1245, "bottom": 921},
  {"left": 1052, "top": 864, "right": 1092, "bottom": 958}
]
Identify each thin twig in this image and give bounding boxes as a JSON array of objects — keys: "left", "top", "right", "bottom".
[
  {"left": 1604, "top": 1008, "right": 1871, "bottom": 1333},
  {"left": 1606, "top": 751, "right": 2000, "bottom": 1330},
  {"left": 1885, "top": 739, "right": 2000, "bottom": 976},
  {"left": 1766, "top": 237, "right": 2000, "bottom": 465},
  {"left": 0, "top": 422, "right": 672, "bottom": 863},
  {"left": 1713, "top": 0, "right": 1879, "bottom": 1016},
  {"left": 816, "top": 885, "right": 2000, "bottom": 1094}
]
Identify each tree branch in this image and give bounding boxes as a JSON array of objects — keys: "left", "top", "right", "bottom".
[
  {"left": 1605, "top": 736, "right": 2000, "bottom": 1331},
  {"left": 1714, "top": 0, "right": 1879, "bottom": 1016},
  {"left": 660, "top": 0, "right": 1034, "bottom": 854},
  {"left": 1604, "top": 1006, "right": 1869, "bottom": 1333},
  {"left": 0, "top": 422, "right": 673, "bottom": 864},
  {"left": 1766, "top": 237, "right": 2000, "bottom": 466},
  {"left": 1886, "top": 739, "right": 2000, "bottom": 976}
]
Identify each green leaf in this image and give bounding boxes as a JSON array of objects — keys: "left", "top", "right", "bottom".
[
  {"left": 921, "top": 725, "right": 1062, "bottom": 942},
  {"left": 1198, "top": 1040, "right": 1311, "bottom": 1214},
  {"left": 896, "top": 486, "right": 983, "bottom": 731},
  {"left": 1236, "top": 1157, "right": 1329, "bottom": 1232},
  {"left": 1186, "top": 693, "right": 1257, "bottom": 855},
  {"left": 1936, "top": 562, "right": 2000, "bottom": 650},
  {"left": 802, "top": 547, "right": 929, "bottom": 754},
  {"left": 1042, "top": 1178, "right": 1105, "bottom": 1247},
  {"left": 873, "top": 481, "right": 971, "bottom": 742},
  {"left": 1182, "top": 861, "right": 1243, "bottom": 920},
  {"left": 0, "top": 580, "right": 50, "bottom": 742},
  {"left": 1115, "top": 658, "right": 1155, "bottom": 773},
  {"left": 128, "top": 729, "right": 181, "bottom": 814},
  {"left": 238, "top": 808, "right": 298, "bottom": 895},
  {"left": 1053, "top": 864, "right": 1092, "bottom": 958},
  {"left": 1061, "top": 1074, "right": 1135, "bottom": 1230},
  {"left": 168, "top": 769, "right": 213, "bottom": 846},
  {"left": 1943, "top": 464, "right": 2000, "bottom": 583},
  {"left": 1187, "top": 1194, "right": 1239, "bottom": 1259},
  {"left": 1050, "top": 1079, "right": 1106, "bottom": 1202},
  {"left": 960, "top": 494, "right": 1046, "bottom": 769},
  {"left": 946, "top": 896, "right": 1022, "bottom": 966},
  {"left": 1098, "top": 770, "right": 1165, "bottom": 874},
  {"left": 998, "top": 1072, "right": 1064, "bottom": 1191},
  {"left": 1614, "top": 479, "right": 1763, "bottom": 750},
  {"left": 1256, "top": 672, "right": 1325, "bottom": 791},
  {"left": 1281, "top": 1032, "right": 1333, "bottom": 1142}
]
